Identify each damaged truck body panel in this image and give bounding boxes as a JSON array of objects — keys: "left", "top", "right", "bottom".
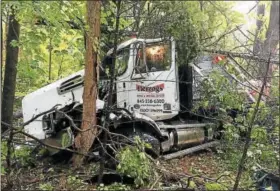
[{"left": 22, "top": 70, "right": 104, "bottom": 140}]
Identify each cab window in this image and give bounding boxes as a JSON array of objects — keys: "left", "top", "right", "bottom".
[
  {"left": 115, "top": 47, "right": 130, "bottom": 75},
  {"left": 100, "top": 47, "right": 130, "bottom": 78},
  {"left": 135, "top": 44, "right": 146, "bottom": 74},
  {"left": 146, "top": 42, "right": 171, "bottom": 72},
  {"left": 135, "top": 41, "right": 171, "bottom": 73}
]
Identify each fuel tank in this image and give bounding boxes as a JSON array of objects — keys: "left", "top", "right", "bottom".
[{"left": 159, "top": 122, "right": 214, "bottom": 152}]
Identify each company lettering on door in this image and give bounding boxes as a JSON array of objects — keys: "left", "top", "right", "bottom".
[{"left": 135, "top": 83, "right": 165, "bottom": 113}]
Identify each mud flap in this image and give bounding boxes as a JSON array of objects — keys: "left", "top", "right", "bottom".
[{"left": 42, "top": 127, "right": 74, "bottom": 155}]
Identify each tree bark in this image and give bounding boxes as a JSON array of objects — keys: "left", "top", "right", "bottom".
[
  {"left": 261, "top": 1, "right": 279, "bottom": 79},
  {"left": 254, "top": 1, "right": 279, "bottom": 77},
  {"left": 72, "top": 0, "right": 101, "bottom": 167},
  {"left": 253, "top": 1, "right": 265, "bottom": 55},
  {"left": 1, "top": 9, "right": 20, "bottom": 133},
  {"left": 1, "top": 17, "right": 3, "bottom": 87}
]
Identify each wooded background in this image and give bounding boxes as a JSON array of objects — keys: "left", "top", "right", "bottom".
[{"left": 1, "top": 1, "right": 279, "bottom": 190}]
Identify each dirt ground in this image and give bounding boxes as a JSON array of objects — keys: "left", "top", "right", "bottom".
[{"left": 1, "top": 149, "right": 236, "bottom": 190}]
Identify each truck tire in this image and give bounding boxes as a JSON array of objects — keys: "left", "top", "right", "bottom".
[
  {"left": 129, "top": 133, "right": 161, "bottom": 159},
  {"left": 110, "top": 127, "right": 161, "bottom": 158},
  {"left": 142, "top": 133, "right": 161, "bottom": 158}
]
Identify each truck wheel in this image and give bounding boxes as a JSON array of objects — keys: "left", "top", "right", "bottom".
[
  {"left": 111, "top": 127, "right": 161, "bottom": 158},
  {"left": 142, "top": 133, "right": 161, "bottom": 158},
  {"left": 129, "top": 133, "right": 160, "bottom": 159}
]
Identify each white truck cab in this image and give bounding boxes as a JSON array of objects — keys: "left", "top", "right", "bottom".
[{"left": 112, "top": 37, "right": 180, "bottom": 121}]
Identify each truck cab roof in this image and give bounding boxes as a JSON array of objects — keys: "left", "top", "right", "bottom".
[{"left": 106, "top": 37, "right": 171, "bottom": 56}]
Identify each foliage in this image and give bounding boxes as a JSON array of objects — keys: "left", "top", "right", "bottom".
[
  {"left": 140, "top": 1, "right": 244, "bottom": 51},
  {"left": 39, "top": 183, "right": 54, "bottom": 191},
  {"left": 1, "top": 1, "right": 134, "bottom": 109},
  {"left": 1, "top": 141, "right": 35, "bottom": 175},
  {"left": 116, "top": 136, "right": 155, "bottom": 188},
  {"left": 66, "top": 175, "right": 85, "bottom": 190},
  {"left": 97, "top": 183, "right": 131, "bottom": 191},
  {"left": 1, "top": 1, "right": 245, "bottom": 108},
  {"left": 205, "top": 182, "right": 227, "bottom": 190},
  {"left": 201, "top": 71, "right": 245, "bottom": 108},
  {"left": 14, "top": 145, "right": 36, "bottom": 167},
  {"left": 198, "top": 59, "right": 279, "bottom": 189},
  {"left": 188, "top": 180, "right": 197, "bottom": 189},
  {"left": 1, "top": 141, "right": 7, "bottom": 175}
]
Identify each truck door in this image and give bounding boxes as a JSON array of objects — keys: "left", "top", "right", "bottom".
[
  {"left": 127, "top": 39, "right": 180, "bottom": 121},
  {"left": 115, "top": 46, "right": 131, "bottom": 109}
]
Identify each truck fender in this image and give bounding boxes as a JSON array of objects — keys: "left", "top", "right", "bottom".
[{"left": 132, "top": 112, "right": 166, "bottom": 140}]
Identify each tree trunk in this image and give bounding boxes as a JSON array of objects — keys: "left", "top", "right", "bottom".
[
  {"left": 262, "top": 1, "right": 279, "bottom": 79},
  {"left": 263, "top": 1, "right": 279, "bottom": 54},
  {"left": 255, "top": 1, "right": 279, "bottom": 78},
  {"left": 253, "top": 1, "right": 265, "bottom": 55},
  {"left": 1, "top": 18, "right": 3, "bottom": 87},
  {"left": 1, "top": 9, "right": 20, "bottom": 133},
  {"left": 72, "top": 0, "right": 101, "bottom": 167}
]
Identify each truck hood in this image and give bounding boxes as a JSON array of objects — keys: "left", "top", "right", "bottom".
[{"left": 22, "top": 69, "right": 104, "bottom": 139}]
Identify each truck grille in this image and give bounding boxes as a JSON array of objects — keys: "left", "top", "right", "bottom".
[{"left": 57, "top": 75, "right": 84, "bottom": 94}]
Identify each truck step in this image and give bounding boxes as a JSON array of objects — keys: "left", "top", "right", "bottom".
[{"left": 162, "top": 141, "right": 220, "bottom": 160}]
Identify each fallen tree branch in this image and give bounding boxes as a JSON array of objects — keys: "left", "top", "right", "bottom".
[
  {"left": 233, "top": 54, "right": 271, "bottom": 191},
  {"left": 205, "top": 27, "right": 240, "bottom": 48},
  {"left": 2, "top": 105, "right": 61, "bottom": 139},
  {"left": 1, "top": 121, "right": 92, "bottom": 157},
  {"left": 218, "top": 61, "right": 272, "bottom": 100},
  {"left": 228, "top": 54, "right": 256, "bottom": 80},
  {"left": 23, "top": 104, "right": 61, "bottom": 127},
  {"left": 203, "top": 49, "right": 279, "bottom": 65},
  {"left": 55, "top": 109, "right": 88, "bottom": 132},
  {"left": 55, "top": 109, "right": 134, "bottom": 143}
]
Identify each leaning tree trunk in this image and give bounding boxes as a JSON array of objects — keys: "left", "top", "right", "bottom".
[
  {"left": 72, "top": 0, "right": 101, "bottom": 167},
  {"left": 1, "top": 10, "right": 20, "bottom": 133}
]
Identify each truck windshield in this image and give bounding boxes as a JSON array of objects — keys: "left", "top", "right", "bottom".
[{"left": 136, "top": 41, "right": 171, "bottom": 73}]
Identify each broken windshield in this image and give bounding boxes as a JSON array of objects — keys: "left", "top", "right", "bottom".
[
  {"left": 135, "top": 41, "right": 171, "bottom": 73},
  {"left": 146, "top": 42, "right": 171, "bottom": 72}
]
